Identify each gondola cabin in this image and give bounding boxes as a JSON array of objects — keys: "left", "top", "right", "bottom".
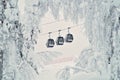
[
  {"left": 66, "top": 33, "right": 73, "bottom": 42},
  {"left": 46, "top": 39, "right": 55, "bottom": 48},
  {"left": 56, "top": 36, "right": 64, "bottom": 45}
]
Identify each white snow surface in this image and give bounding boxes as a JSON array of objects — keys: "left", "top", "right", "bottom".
[{"left": 0, "top": 0, "right": 120, "bottom": 80}]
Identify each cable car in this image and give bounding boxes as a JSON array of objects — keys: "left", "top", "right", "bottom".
[
  {"left": 46, "top": 32, "right": 55, "bottom": 48},
  {"left": 66, "top": 33, "right": 74, "bottom": 42},
  {"left": 46, "top": 38, "right": 55, "bottom": 48},
  {"left": 56, "top": 30, "right": 64, "bottom": 45},
  {"left": 56, "top": 36, "right": 64, "bottom": 45},
  {"left": 66, "top": 27, "right": 74, "bottom": 42}
]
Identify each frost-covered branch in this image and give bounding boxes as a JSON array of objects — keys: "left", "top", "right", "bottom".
[{"left": 1, "top": 0, "right": 120, "bottom": 80}]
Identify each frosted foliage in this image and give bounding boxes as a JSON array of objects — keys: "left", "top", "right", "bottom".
[
  {"left": 57, "top": 67, "right": 70, "bottom": 80},
  {"left": 57, "top": 49, "right": 109, "bottom": 80},
  {"left": 0, "top": 0, "right": 120, "bottom": 80}
]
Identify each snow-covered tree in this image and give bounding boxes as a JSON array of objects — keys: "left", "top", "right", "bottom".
[{"left": 0, "top": 0, "right": 120, "bottom": 80}]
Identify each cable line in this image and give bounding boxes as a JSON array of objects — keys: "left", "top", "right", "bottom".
[
  {"left": 40, "top": 19, "right": 64, "bottom": 26},
  {"left": 39, "top": 23, "right": 84, "bottom": 36}
]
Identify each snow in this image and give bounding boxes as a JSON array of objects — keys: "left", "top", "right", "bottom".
[{"left": 0, "top": 0, "right": 120, "bottom": 80}]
